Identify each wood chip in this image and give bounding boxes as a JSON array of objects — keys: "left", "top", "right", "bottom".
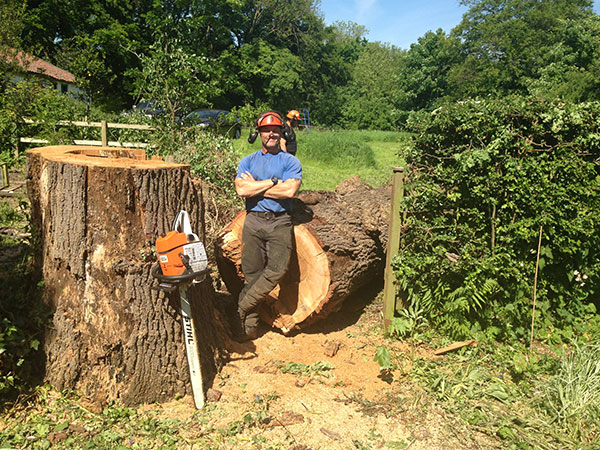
[
  {"left": 206, "top": 388, "right": 222, "bottom": 402},
  {"left": 433, "top": 339, "right": 477, "bottom": 356},
  {"left": 253, "top": 363, "right": 278, "bottom": 374},
  {"left": 320, "top": 427, "right": 342, "bottom": 440},
  {"left": 323, "top": 340, "right": 341, "bottom": 357},
  {"left": 266, "top": 410, "right": 305, "bottom": 427},
  {"left": 295, "top": 378, "right": 307, "bottom": 388}
]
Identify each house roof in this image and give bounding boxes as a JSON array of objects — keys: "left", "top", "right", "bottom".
[{"left": 5, "top": 50, "right": 75, "bottom": 83}]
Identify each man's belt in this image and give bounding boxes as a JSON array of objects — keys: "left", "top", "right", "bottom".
[{"left": 248, "top": 210, "right": 290, "bottom": 220}]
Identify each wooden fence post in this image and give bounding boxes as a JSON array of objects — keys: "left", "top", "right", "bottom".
[
  {"left": 100, "top": 120, "right": 108, "bottom": 146},
  {"left": 383, "top": 167, "right": 405, "bottom": 332}
]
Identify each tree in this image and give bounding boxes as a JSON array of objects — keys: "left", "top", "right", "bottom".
[
  {"left": 21, "top": 0, "right": 145, "bottom": 110},
  {"left": 396, "top": 30, "right": 460, "bottom": 113},
  {"left": 526, "top": 14, "right": 600, "bottom": 102},
  {"left": 0, "top": 0, "right": 24, "bottom": 82},
  {"left": 300, "top": 21, "right": 368, "bottom": 125},
  {"left": 342, "top": 42, "right": 404, "bottom": 130},
  {"left": 130, "top": 37, "right": 222, "bottom": 124},
  {"left": 449, "top": 0, "right": 597, "bottom": 98}
]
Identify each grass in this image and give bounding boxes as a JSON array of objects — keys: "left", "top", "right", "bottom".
[
  {"left": 233, "top": 128, "right": 410, "bottom": 191},
  {"left": 543, "top": 343, "right": 600, "bottom": 438}
]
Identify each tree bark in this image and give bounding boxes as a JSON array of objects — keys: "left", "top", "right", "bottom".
[
  {"left": 215, "top": 176, "right": 391, "bottom": 333},
  {"left": 26, "top": 145, "right": 226, "bottom": 406}
]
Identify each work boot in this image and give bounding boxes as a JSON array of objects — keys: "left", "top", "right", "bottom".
[
  {"left": 229, "top": 309, "right": 247, "bottom": 343},
  {"left": 230, "top": 309, "right": 257, "bottom": 343},
  {"left": 243, "top": 322, "right": 258, "bottom": 340}
]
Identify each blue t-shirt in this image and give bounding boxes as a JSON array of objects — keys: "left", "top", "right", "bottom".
[{"left": 237, "top": 150, "right": 302, "bottom": 213}]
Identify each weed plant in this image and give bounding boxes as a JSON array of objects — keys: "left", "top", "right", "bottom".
[{"left": 543, "top": 343, "right": 600, "bottom": 442}]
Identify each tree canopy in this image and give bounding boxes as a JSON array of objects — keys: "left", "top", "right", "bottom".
[{"left": 2, "top": 0, "right": 600, "bottom": 127}]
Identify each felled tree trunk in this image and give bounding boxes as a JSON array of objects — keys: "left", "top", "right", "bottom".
[
  {"left": 215, "top": 176, "right": 391, "bottom": 333},
  {"left": 26, "top": 145, "right": 226, "bottom": 406}
]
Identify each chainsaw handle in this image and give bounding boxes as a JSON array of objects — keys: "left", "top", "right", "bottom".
[{"left": 151, "top": 262, "right": 211, "bottom": 284}]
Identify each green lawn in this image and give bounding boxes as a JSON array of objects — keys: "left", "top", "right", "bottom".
[{"left": 233, "top": 129, "right": 410, "bottom": 191}]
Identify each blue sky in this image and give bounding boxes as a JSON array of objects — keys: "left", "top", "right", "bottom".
[{"left": 319, "top": 0, "right": 600, "bottom": 49}]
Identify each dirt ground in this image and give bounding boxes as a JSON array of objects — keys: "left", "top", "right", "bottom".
[{"left": 143, "top": 290, "right": 496, "bottom": 450}]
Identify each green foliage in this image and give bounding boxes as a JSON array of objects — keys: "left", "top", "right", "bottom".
[
  {"left": 450, "top": 0, "right": 598, "bottom": 99},
  {"left": 8, "top": 0, "right": 600, "bottom": 127},
  {"left": 0, "top": 199, "right": 48, "bottom": 400},
  {"left": 387, "top": 303, "right": 427, "bottom": 339},
  {"left": 396, "top": 30, "right": 460, "bottom": 113},
  {"left": 341, "top": 42, "right": 405, "bottom": 130},
  {"left": 230, "top": 103, "right": 269, "bottom": 127},
  {"left": 274, "top": 360, "right": 335, "bottom": 378},
  {"left": 395, "top": 97, "right": 600, "bottom": 342},
  {"left": 373, "top": 346, "right": 394, "bottom": 371},
  {"left": 170, "top": 128, "right": 241, "bottom": 200},
  {"left": 129, "top": 36, "right": 223, "bottom": 123},
  {"left": 543, "top": 344, "right": 600, "bottom": 441}
]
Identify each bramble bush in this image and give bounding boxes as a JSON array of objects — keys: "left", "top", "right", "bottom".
[{"left": 395, "top": 96, "right": 600, "bottom": 342}]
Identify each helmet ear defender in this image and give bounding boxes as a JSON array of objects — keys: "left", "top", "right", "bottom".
[
  {"left": 248, "top": 130, "right": 258, "bottom": 144},
  {"left": 248, "top": 110, "right": 284, "bottom": 144}
]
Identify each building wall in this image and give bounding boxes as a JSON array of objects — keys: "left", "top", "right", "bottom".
[{"left": 9, "top": 73, "right": 86, "bottom": 100}]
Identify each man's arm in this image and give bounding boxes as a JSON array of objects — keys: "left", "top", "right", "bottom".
[
  {"left": 235, "top": 171, "right": 272, "bottom": 198},
  {"left": 235, "top": 172, "right": 301, "bottom": 199},
  {"left": 264, "top": 178, "right": 301, "bottom": 199}
]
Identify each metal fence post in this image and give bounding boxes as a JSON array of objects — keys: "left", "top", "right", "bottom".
[
  {"left": 100, "top": 120, "right": 108, "bottom": 146},
  {"left": 383, "top": 167, "right": 405, "bottom": 332}
]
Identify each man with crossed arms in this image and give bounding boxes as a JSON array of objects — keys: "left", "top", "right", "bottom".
[{"left": 233, "top": 111, "right": 302, "bottom": 341}]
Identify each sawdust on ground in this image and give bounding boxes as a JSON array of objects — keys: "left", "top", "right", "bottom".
[{"left": 145, "top": 291, "right": 497, "bottom": 450}]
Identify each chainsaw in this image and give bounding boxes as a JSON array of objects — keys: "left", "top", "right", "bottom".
[{"left": 151, "top": 210, "right": 210, "bottom": 409}]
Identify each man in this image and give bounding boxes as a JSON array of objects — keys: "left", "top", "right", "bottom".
[
  {"left": 233, "top": 111, "right": 302, "bottom": 341},
  {"left": 280, "top": 109, "right": 301, "bottom": 156}
]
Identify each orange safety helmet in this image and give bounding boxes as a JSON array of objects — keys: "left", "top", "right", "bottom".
[
  {"left": 256, "top": 111, "right": 284, "bottom": 129},
  {"left": 286, "top": 110, "right": 301, "bottom": 120}
]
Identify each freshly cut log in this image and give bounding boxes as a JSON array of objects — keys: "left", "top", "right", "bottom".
[
  {"left": 215, "top": 176, "right": 391, "bottom": 333},
  {"left": 26, "top": 145, "right": 225, "bottom": 406}
]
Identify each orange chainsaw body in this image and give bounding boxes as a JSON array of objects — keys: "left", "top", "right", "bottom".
[{"left": 156, "top": 230, "right": 188, "bottom": 277}]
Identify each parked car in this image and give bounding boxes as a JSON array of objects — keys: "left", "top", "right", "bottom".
[
  {"left": 181, "top": 109, "right": 242, "bottom": 139},
  {"left": 132, "top": 100, "right": 164, "bottom": 118}
]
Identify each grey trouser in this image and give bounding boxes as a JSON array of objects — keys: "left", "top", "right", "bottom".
[{"left": 238, "top": 211, "right": 294, "bottom": 331}]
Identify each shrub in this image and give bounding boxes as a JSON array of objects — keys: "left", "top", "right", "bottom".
[
  {"left": 0, "top": 200, "right": 48, "bottom": 400},
  {"left": 0, "top": 80, "right": 147, "bottom": 166},
  {"left": 395, "top": 97, "right": 600, "bottom": 342}
]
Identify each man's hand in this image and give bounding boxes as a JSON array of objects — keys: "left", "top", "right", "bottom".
[
  {"left": 235, "top": 171, "right": 272, "bottom": 198},
  {"left": 240, "top": 171, "right": 255, "bottom": 181}
]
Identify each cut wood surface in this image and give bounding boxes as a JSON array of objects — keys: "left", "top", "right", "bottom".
[
  {"left": 215, "top": 176, "right": 391, "bottom": 333},
  {"left": 26, "top": 145, "right": 226, "bottom": 406}
]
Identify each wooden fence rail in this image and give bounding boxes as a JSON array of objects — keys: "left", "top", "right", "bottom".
[{"left": 17, "top": 119, "right": 154, "bottom": 157}]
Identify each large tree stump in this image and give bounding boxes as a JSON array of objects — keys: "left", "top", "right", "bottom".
[
  {"left": 215, "top": 176, "right": 391, "bottom": 333},
  {"left": 26, "top": 145, "right": 226, "bottom": 406}
]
